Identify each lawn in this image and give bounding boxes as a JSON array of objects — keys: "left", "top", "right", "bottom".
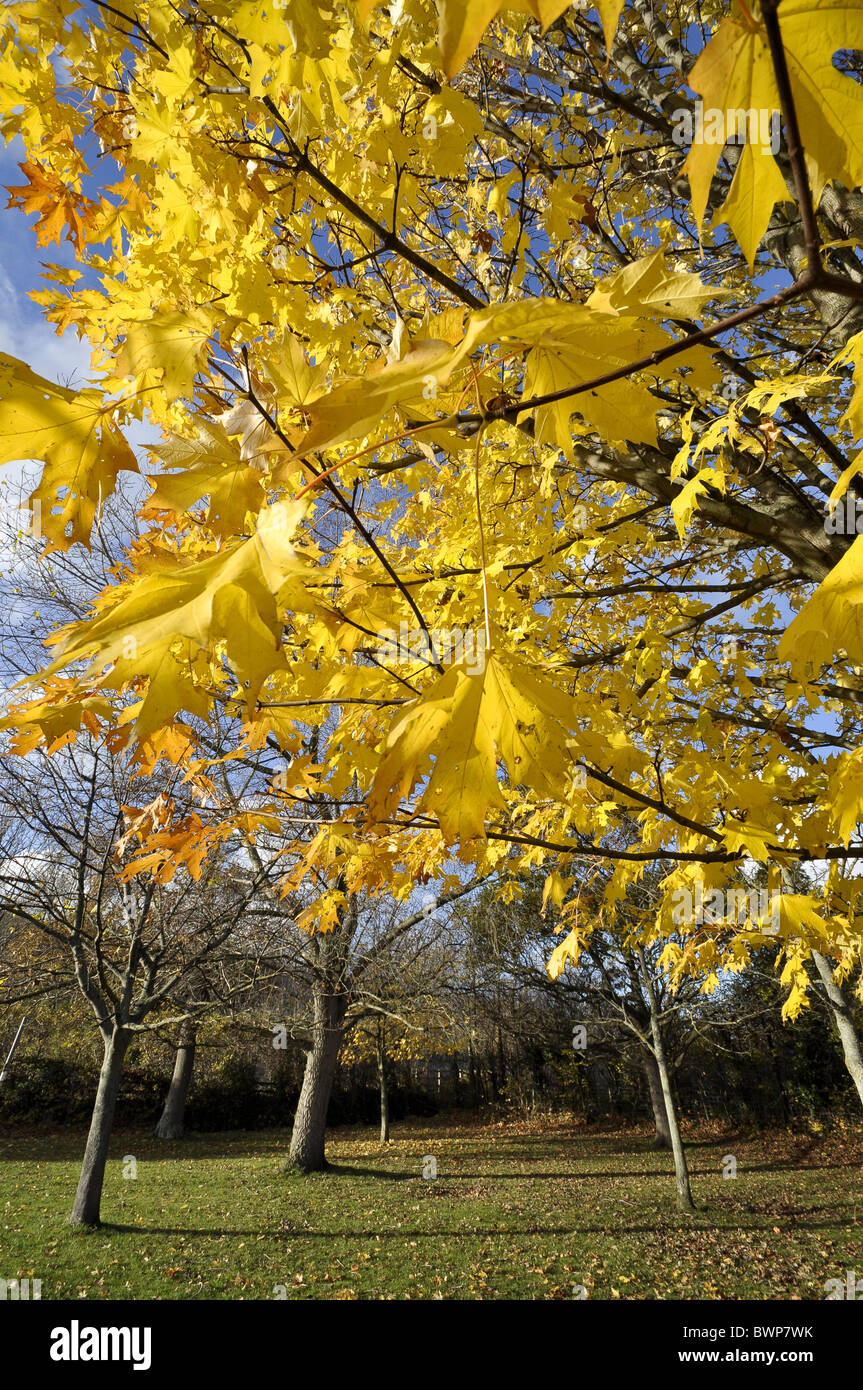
[{"left": 2, "top": 1115, "right": 862, "bottom": 1300}]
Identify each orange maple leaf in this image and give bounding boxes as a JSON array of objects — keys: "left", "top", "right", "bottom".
[{"left": 5, "top": 161, "right": 96, "bottom": 255}]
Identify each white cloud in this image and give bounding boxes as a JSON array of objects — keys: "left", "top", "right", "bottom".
[{"left": 0, "top": 262, "right": 92, "bottom": 387}]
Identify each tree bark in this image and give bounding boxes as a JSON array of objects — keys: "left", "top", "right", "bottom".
[
  {"left": 812, "top": 950, "right": 863, "bottom": 1107},
  {"left": 468, "top": 1039, "right": 480, "bottom": 1105},
  {"left": 643, "top": 1049, "right": 672, "bottom": 1149},
  {"left": 496, "top": 1022, "right": 506, "bottom": 1096},
  {"left": 154, "top": 1026, "right": 196, "bottom": 1140},
  {"left": 285, "top": 989, "right": 346, "bottom": 1172},
  {"left": 69, "top": 1029, "right": 130, "bottom": 1228},
  {"left": 376, "top": 1020, "right": 390, "bottom": 1144},
  {"left": 638, "top": 951, "right": 695, "bottom": 1212}
]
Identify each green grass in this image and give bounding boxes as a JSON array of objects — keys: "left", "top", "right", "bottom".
[{"left": 2, "top": 1115, "right": 863, "bottom": 1299}]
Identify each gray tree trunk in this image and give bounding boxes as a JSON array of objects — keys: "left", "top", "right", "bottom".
[
  {"left": 69, "top": 1030, "right": 130, "bottom": 1228},
  {"left": 285, "top": 990, "right": 346, "bottom": 1172},
  {"left": 154, "top": 1027, "right": 196, "bottom": 1140},
  {"left": 638, "top": 951, "right": 695, "bottom": 1212},
  {"left": 643, "top": 1050, "right": 672, "bottom": 1149},
  {"left": 812, "top": 950, "right": 863, "bottom": 1107},
  {"left": 376, "top": 1022, "right": 390, "bottom": 1143}
]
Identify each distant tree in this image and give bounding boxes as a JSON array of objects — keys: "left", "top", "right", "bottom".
[{"left": 0, "top": 739, "right": 265, "bottom": 1225}]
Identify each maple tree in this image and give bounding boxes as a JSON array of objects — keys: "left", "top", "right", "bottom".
[
  {"left": 336, "top": 901, "right": 466, "bottom": 1141},
  {"left": 460, "top": 861, "right": 710, "bottom": 1205},
  {"left": 2, "top": 0, "right": 863, "bottom": 1148},
  {"left": 0, "top": 723, "right": 275, "bottom": 1224}
]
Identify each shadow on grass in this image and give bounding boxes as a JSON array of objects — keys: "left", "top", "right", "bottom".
[
  {"left": 284, "top": 1162, "right": 414, "bottom": 1181},
  {"left": 99, "top": 1212, "right": 860, "bottom": 1241},
  {"left": 0, "top": 1133, "right": 291, "bottom": 1162},
  {"left": 350, "top": 1162, "right": 863, "bottom": 1179},
  {"left": 3, "top": 1140, "right": 859, "bottom": 1182}
]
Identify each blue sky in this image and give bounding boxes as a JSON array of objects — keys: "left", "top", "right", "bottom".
[
  {"left": 0, "top": 128, "right": 156, "bottom": 560},
  {"left": 0, "top": 135, "right": 94, "bottom": 388}
]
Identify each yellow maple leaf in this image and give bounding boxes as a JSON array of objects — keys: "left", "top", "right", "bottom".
[
  {"left": 115, "top": 306, "right": 214, "bottom": 401},
  {"left": 710, "top": 137, "right": 792, "bottom": 273},
  {"left": 587, "top": 245, "right": 730, "bottom": 318},
  {"left": 292, "top": 337, "right": 460, "bottom": 459},
  {"left": 40, "top": 499, "right": 310, "bottom": 724},
  {"left": 827, "top": 748, "right": 863, "bottom": 845},
  {"left": 546, "top": 926, "right": 584, "bottom": 981},
  {"left": 460, "top": 298, "right": 718, "bottom": 451},
  {"left": 144, "top": 458, "right": 266, "bottom": 535},
  {"left": 778, "top": 535, "right": 863, "bottom": 675},
  {"left": 369, "top": 651, "right": 573, "bottom": 842},
  {"left": 437, "top": 0, "right": 621, "bottom": 78},
  {"left": 683, "top": 1, "right": 863, "bottom": 262},
  {"left": 129, "top": 96, "right": 182, "bottom": 165},
  {"left": 111, "top": 642, "right": 210, "bottom": 741},
  {"left": 0, "top": 353, "right": 138, "bottom": 551},
  {"left": 671, "top": 465, "right": 723, "bottom": 542},
  {"left": 1, "top": 691, "right": 112, "bottom": 753}
]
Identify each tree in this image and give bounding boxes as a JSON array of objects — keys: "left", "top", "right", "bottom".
[
  {"left": 810, "top": 949, "right": 863, "bottom": 1106},
  {"left": 636, "top": 946, "right": 693, "bottom": 1210},
  {"left": 262, "top": 878, "right": 479, "bottom": 1171},
  {"left": 459, "top": 861, "right": 703, "bottom": 1203},
  {"left": 743, "top": 860, "right": 863, "bottom": 1108},
  {"left": 153, "top": 1020, "right": 197, "bottom": 1139},
  {"left": 0, "top": 737, "right": 268, "bottom": 1225},
  {"left": 339, "top": 896, "right": 466, "bottom": 1143},
  {"left": 4, "top": 0, "right": 863, "bottom": 1048}
]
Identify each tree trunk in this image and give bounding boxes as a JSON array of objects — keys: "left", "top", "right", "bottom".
[
  {"left": 769, "top": 1036, "right": 791, "bottom": 1125},
  {"left": 643, "top": 1049, "right": 672, "bottom": 1149},
  {"left": 496, "top": 1022, "right": 506, "bottom": 1097},
  {"left": 285, "top": 989, "right": 346, "bottom": 1173},
  {"left": 154, "top": 1026, "right": 196, "bottom": 1140},
  {"left": 812, "top": 949, "right": 863, "bottom": 1107},
  {"left": 637, "top": 951, "right": 695, "bottom": 1212},
  {"left": 69, "top": 1029, "right": 130, "bottom": 1228},
  {"left": 468, "top": 1039, "right": 480, "bottom": 1105},
  {"left": 376, "top": 1021, "right": 390, "bottom": 1143}
]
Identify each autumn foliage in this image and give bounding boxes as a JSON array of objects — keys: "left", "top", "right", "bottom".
[{"left": 2, "top": 0, "right": 863, "bottom": 1020}]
